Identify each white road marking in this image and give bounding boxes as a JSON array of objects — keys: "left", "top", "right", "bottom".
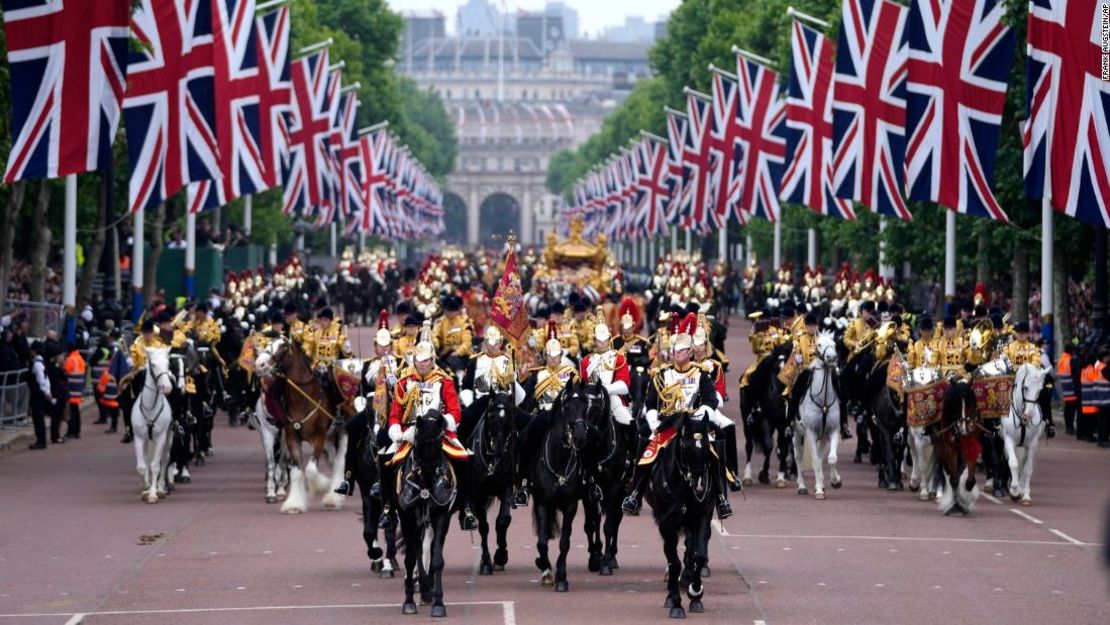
[
  {"left": 502, "top": 601, "right": 517, "bottom": 625},
  {"left": 983, "top": 494, "right": 1002, "bottom": 505},
  {"left": 1010, "top": 509, "right": 1044, "bottom": 525},
  {"left": 63, "top": 614, "right": 85, "bottom": 625},
  {"left": 712, "top": 519, "right": 730, "bottom": 536},
  {"left": 1049, "top": 529, "right": 1085, "bottom": 545},
  {"left": 720, "top": 533, "right": 1094, "bottom": 547},
  {"left": 754, "top": 620, "right": 767, "bottom": 625},
  {"left": 0, "top": 601, "right": 514, "bottom": 620}
]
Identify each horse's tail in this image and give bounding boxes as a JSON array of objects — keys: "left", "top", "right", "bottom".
[{"left": 531, "top": 503, "right": 560, "bottom": 540}]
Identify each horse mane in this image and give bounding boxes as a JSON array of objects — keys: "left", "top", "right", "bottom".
[{"left": 941, "top": 381, "right": 977, "bottom": 425}]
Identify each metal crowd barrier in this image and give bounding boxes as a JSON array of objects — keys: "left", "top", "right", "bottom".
[{"left": 0, "top": 369, "right": 29, "bottom": 430}]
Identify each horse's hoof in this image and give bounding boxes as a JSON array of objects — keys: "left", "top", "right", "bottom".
[
  {"left": 741, "top": 477, "right": 753, "bottom": 486},
  {"left": 599, "top": 564, "right": 613, "bottom": 576},
  {"left": 493, "top": 564, "right": 505, "bottom": 572},
  {"left": 381, "top": 569, "right": 395, "bottom": 579},
  {"left": 701, "top": 566, "right": 710, "bottom": 578},
  {"left": 402, "top": 602, "right": 417, "bottom": 615},
  {"left": 689, "top": 600, "right": 704, "bottom": 614},
  {"left": 420, "top": 591, "right": 433, "bottom": 605},
  {"left": 555, "top": 580, "right": 569, "bottom": 593},
  {"left": 479, "top": 562, "right": 494, "bottom": 576},
  {"left": 664, "top": 596, "right": 674, "bottom": 609},
  {"left": 774, "top": 478, "right": 786, "bottom": 489},
  {"left": 758, "top": 471, "right": 770, "bottom": 485},
  {"left": 371, "top": 560, "right": 383, "bottom": 573},
  {"left": 494, "top": 549, "right": 509, "bottom": 567},
  {"left": 918, "top": 491, "right": 930, "bottom": 502},
  {"left": 177, "top": 475, "right": 191, "bottom": 484},
  {"left": 610, "top": 558, "right": 620, "bottom": 570},
  {"left": 430, "top": 604, "right": 447, "bottom": 618},
  {"left": 265, "top": 496, "right": 278, "bottom": 504},
  {"left": 669, "top": 607, "right": 687, "bottom": 619},
  {"left": 878, "top": 479, "right": 889, "bottom": 489},
  {"left": 369, "top": 546, "right": 384, "bottom": 561},
  {"left": 815, "top": 492, "right": 826, "bottom": 500},
  {"left": 1020, "top": 498, "right": 1032, "bottom": 507},
  {"left": 1009, "top": 491, "right": 1021, "bottom": 503},
  {"left": 831, "top": 480, "right": 842, "bottom": 490},
  {"left": 796, "top": 487, "right": 808, "bottom": 496},
  {"left": 888, "top": 481, "right": 903, "bottom": 492},
  {"left": 540, "top": 570, "right": 554, "bottom": 586},
  {"left": 588, "top": 556, "right": 601, "bottom": 573},
  {"left": 908, "top": 481, "right": 920, "bottom": 492}
]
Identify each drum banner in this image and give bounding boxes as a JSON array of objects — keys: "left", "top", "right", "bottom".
[
  {"left": 777, "top": 350, "right": 802, "bottom": 388},
  {"left": 973, "top": 375, "right": 1014, "bottom": 419},
  {"left": 886, "top": 358, "right": 906, "bottom": 393},
  {"left": 907, "top": 380, "right": 948, "bottom": 428},
  {"left": 238, "top": 336, "right": 256, "bottom": 372},
  {"left": 332, "top": 362, "right": 363, "bottom": 402}
]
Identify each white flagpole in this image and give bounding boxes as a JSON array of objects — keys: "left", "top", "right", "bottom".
[
  {"left": 684, "top": 229, "right": 692, "bottom": 254},
  {"left": 132, "top": 206, "right": 145, "bottom": 321},
  {"left": 330, "top": 221, "right": 337, "bottom": 258},
  {"left": 185, "top": 210, "right": 196, "bottom": 298},
  {"left": 718, "top": 225, "right": 728, "bottom": 263},
  {"left": 243, "top": 194, "right": 252, "bottom": 236},
  {"left": 944, "top": 210, "right": 956, "bottom": 307},
  {"left": 746, "top": 232, "right": 753, "bottom": 266},
  {"left": 807, "top": 228, "right": 817, "bottom": 269},
  {"left": 773, "top": 220, "right": 782, "bottom": 269},
  {"left": 1041, "top": 196, "right": 1054, "bottom": 342},
  {"left": 63, "top": 175, "right": 77, "bottom": 340},
  {"left": 671, "top": 225, "right": 678, "bottom": 254}
]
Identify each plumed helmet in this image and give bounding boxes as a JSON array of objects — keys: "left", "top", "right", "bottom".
[
  {"left": 485, "top": 325, "right": 503, "bottom": 347},
  {"left": 375, "top": 309, "right": 392, "bottom": 347},
  {"left": 672, "top": 312, "right": 698, "bottom": 352},
  {"left": 618, "top": 296, "right": 641, "bottom": 332},
  {"left": 414, "top": 321, "right": 435, "bottom": 362}
]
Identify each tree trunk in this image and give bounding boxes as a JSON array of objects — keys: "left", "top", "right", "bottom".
[
  {"left": 1011, "top": 242, "right": 1029, "bottom": 322},
  {"left": 76, "top": 171, "right": 111, "bottom": 309},
  {"left": 0, "top": 181, "right": 26, "bottom": 317},
  {"left": 143, "top": 201, "right": 166, "bottom": 304},
  {"left": 976, "top": 228, "right": 989, "bottom": 286},
  {"left": 29, "top": 181, "right": 53, "bottom": 336},
  {"left": 1053, "top": 243, "right": 1070, "bottom": 358}
]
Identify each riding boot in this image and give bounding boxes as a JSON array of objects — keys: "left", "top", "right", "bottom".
[
  {"left": 621, "top": 440, "right": 649, "bottom": 515},
  {"left": 713, "top": 438, "right": 735, "bottom": 520},
  {"left": 722, "top": 425, "right": 743, "bottom": 492},
  {"left": 452, "top": 458, "right": 479, "bottom": 531},
  {"left": 832, "top": 373, "right": 852, "bottom": 439},
  {"left": 335, "top": 412, "right": 369, "bottom": 497}
]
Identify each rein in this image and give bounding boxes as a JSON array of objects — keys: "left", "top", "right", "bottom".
[
  {"left": 805, "top": 363, "right": 835, "bottom": 437},
  {"left": 139, "top": 363, "right": 173, "bottom": 439},
  {"left": 541, "top": 417, "right": 582, "bottom": 487}
]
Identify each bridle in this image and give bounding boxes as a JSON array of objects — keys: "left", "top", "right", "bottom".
[
  {"left": 473, "top": 396, "right": 513, "bottom": 477},
  {"left": 140, "top": 354, "right": 175, "bottom": 439},
  {"left": 1009, "top": 366, "right": 1043, "bottom": 443},
  {"left": 673, "top": 416, "right": 712, "bottom": 504},
  {"left": 541, "top": 395, "right": 588, "bottom": 487}
]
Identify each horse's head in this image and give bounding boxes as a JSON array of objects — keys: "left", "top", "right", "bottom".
[
  {"left": 556, "top": 380, "right": 591, "bottom": 450},
  {"left": 480, "top": 392, "right": 515, "bottom": 459},
  {"left": 674, "top": 412, "right": 714, "bottom": 501},
  {"left": 816, "top": 330, "right": 838, "bottom": 368},
  {"left": 254, "top": 337, "right": 286, "bottom": 377},
  {"left": 414, "top": 409, "right": 447, "bottom": 451},
  {"left": 1016, "top": 363, "right": 1048, "bottom": 421},
  {"left": 942, "top": 381, "right": 978, "bottom": 436},
  {"left": 144, "top": 346, "right": 174, "bottom": 395}
]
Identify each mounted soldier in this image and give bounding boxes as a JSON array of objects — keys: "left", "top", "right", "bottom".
[
  {"left": 433, "top": 294, "right": 473, "bottom": 382},
  {"left": 459, "top": 325, "right": 526, "bottom": 441}
]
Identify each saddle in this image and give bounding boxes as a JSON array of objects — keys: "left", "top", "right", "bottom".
[
  {"left": 387, "top": 437, "right": 469, "bottom": 467},
  {"left": 396, "top": 454, "right": 457, "bottom": 511}
]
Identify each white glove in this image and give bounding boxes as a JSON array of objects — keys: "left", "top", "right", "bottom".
[
  {"left": 695, "top": 405, "right": 712, "bottom": 420},
  {"left": 605, "top": 381, "right": 629, "bottom": 396},
  {"left": 795, "top": 354, "right": 803, "bottom": 365},
  {"left": 401, "top": 427, "right": 415, "bottom": 443},
  {"left": 443, "top": 413, "right": 458, "bottom": 432},
  {"left": 459, "top": 389, "right": 475, "bottom": 408},
  {"left": 646, "top": 409, "right": 661, "bottom": 431},
  {"left": 388, "top": 423, "right": 402, "bottom": 442}
]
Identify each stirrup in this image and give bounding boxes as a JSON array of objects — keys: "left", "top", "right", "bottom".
[
  {"left": 461, "top": 509, "right": 479, "bottom": 531},
  {"left": 369, "top": 482, "right": 382, "bottom": 498},
  {"left": 621, "top": 493, "right": 640, "bottom": 516},
  {"left": 728, "top": 477, "right": 743, "bottom": 492},
  {"left": 512, "top": 487, "right": 529, "bottom": 508},
  {"left": 716, "top": 499, "right": 734, "bottom": 520},
  {"left": 841, "top": 424, "right": 853, "bottom": 439},
  {"left": 334, "top": 480, "right": 352, "bottom": 497},
  {"left": 378, "top": 508, "right": 393, "bottom": 530}
]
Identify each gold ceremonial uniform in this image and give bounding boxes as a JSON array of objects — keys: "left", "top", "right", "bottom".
[
  {"left": 304, "top": 320, "right": 352, "bottom": 368},
  {"left": 842, "top": 317, "right": 871, "bottom": 353},
  {"left": 129, "top": 335, "right": 171, "bottom": 369},
  {"left": 934, "top": 335, "right": 969, "bottom": 375},
  {"left": 558, "top": 319, "right": 580, "bottom": 358},
  {"left": 1004, "top": 339, "right": 1042, "bottom": 367},
  {"left": 907, "top": 337, "right": 940, "bottom": 369},
  {"left": 394, "top": 333, "right": 418, "bottom": 361},
  {"left": 793, "top": 331, "right": 818, "bottom": 366},
  {"left": 574, "top": 315, "right": 595, "bottom": 351},
  {"left": 433, "top": 314, "right": 473, "bottom": 358},
  {"left": 185, "top": 317, "right": 222, "bottom": 345}
]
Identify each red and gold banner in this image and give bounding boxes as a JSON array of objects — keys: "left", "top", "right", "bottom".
[
  {"left": 907, "top": 380, "right": 948, "bottom": 428},
  {"left": 490, "top": 237, "right": 530, "bottom": 345},
  {"left": 973, "top": 375, "right": 1014, "bottom": 420}
]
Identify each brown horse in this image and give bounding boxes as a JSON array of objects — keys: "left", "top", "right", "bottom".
[
  {"left": 930, "top": 380, "right": 981, "bottom": 516},
  {"left": 258, "top": 337, "right": 349, "bottom": 514}
]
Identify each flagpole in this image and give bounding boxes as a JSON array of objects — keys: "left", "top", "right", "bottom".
[
  {"left": 185, "top": 209, "right": 196, "bottom": 299},
  {"left": 1041, "top": 196, "right": 1054, "bottom": 351},
  {"left": 671, "top": 225, "right": 678, "bottom": 254},
  {"left": 807, "top": 228, "right": 817, "bottom": 269},
  {"left": 944, "top": 210, "right": 956, "bottom": 312},
  {"left": 685, "top": 228, "right": 692, "bottom": 254},
  {"left": 243, "top": 194, "right": 252, "bottom": 237},
  {"left": 773, "top": 220, "right": 782, "bottom": 269},
  {"left": 786, "top": 6, "right": 831, "bottom": 29},
  {"left": 63, "top": 174, "right": 77, "bottom": 343},
  {"left": 132, "top": 206, "right": 144, "bottom": 322},
  {"left": 330, "top": 221, "right": 337, "bottom": 258},
  {"left": 746, "top": 232, "right": 753, "bottom": 267},
  {"left": 718, "top": 223, "right": 728, "bottom": 264}
]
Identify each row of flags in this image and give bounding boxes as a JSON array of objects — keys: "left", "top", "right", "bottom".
[
  {"left": 1, "top": 0, "right": 444, "bottom": 240},
  {"left": 561, "top": 0, "right": 1110, "bottom": 235}
]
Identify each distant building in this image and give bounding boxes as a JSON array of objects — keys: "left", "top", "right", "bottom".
[
  {"left": 543, "top": 1, "right": 579, "bottom": 39},
  {"left": 456, "top": 0, "right": 500, "bottom": 37},
  {"left": 402, "top": 11, "right": 446, "bottom": 68},
  {"left": 601, "top": 16, "right": 658, "bottom": 43},
  {"left": 516, "top": 12, "right": 564, "bottom": 54}
]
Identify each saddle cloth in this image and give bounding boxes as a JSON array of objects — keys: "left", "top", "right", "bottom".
[
  {"left": 972, "top": 375, "right": 1014, "bottom": 420},
  {"left": 637, "top": 427, "right": 677, "bottom": 466},
  {"left": 906, "top": 380, "right": 948, "bottom": 428},
  {"left": 387, "top": 438, "right": 469, "bottom": 467}
]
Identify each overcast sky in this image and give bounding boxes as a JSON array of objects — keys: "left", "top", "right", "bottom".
[{"left": 387, "top": 0, "right": 681, "bottom": 37}]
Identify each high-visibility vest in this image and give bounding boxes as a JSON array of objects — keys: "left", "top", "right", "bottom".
[
  {"left": 89, "top": 351, "right": 109, "bottom": 397},
  {"left": 1080, "top": 361, "right": 1109, "bottom": 414},
  {"left": 1056, "top": 352, "right": 1076, "bottom": 402},
  {"left": 97, "top": 368, "right": 119, "bottom": 408},
  {"left": 64, "top": 351, "right": 87, "bottom": 405}
]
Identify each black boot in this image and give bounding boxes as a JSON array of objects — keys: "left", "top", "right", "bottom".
[
  {"left": 722, "top": 425, "right": 743, "bottom": 492},
  {"left": 334, "top": 473, "right": 353, "bottom": 497},
  {"left": 513, "top": 479, "right": 530, "bottom": 507},
  {"left": 378, "top": 505, "right": 393, "bottom": 530},
  {"left": 716, "top": 494, "right": 733, "bottom": 520}
]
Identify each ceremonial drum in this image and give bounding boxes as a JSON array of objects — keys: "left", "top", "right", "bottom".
[
  {"left": 973, "top": 356, "right": 1014, "bottom": 420},
  {"left": 905, "top": 366, "right": 945, "bottom": 428},
  {"left": 333, "top": 358, "right": 364, "bottom": 403}
]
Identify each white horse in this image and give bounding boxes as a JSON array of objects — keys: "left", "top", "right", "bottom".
[
  {"left": 904, "top": 364, "right": 941, "bottom": 502},
  {"left": 131, "top": 346, "right": 176, "bottom": 503},
  {"left": 254, "top": 337, "right": 347, "bottom": 513},
  {"left": 792, "top": 330, "right": 842, "bottom": 499},
  {"left": 248, "top": 395, "right": 290, "bottom": 504},
  {"left": 1000, "top": 363, "right": 1049, "bottom": 506}
]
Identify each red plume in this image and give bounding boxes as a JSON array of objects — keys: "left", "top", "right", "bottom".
[
  {"left": 618, "top": 296, "right": 642, "bottom": 331},
  {"left": 377, "top": 309, "right": 390, "bottom": 332},
  {"left": 679, "top": 312, "right": 698, "bottom": 337},
  {"left": 668, "top": 312, "right": 681, "bottom": 336},
  {"left": 546, "top": 319, "right": 558, "bottom": 342}
]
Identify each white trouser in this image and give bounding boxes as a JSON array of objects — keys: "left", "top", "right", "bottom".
[{"left": 610, "top": 400, "right": 632, "bottom": 426}]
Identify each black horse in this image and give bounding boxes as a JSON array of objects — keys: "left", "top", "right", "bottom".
[
  {"left": 348, "top": 411, "right": 399, "bottom": 578},
  {"left": 579, "top": 380, "right": 632, "bottom": 577},
  {"left": 530, "top": 380, "right": 591, "bottom": 592},
  {"left": 853, "top": 349, "right": 906, "bottom": 491},
  {"left": 466, "top": 392, "right": 522, "bottom": 576},
  {"left": 397, "top": 411, "right": 455, "bottom": 617},
  {"left": 645, "top": 412, "right": 717, "bottom": 619},
  {"left": 740, "top": 341, "right": 794, "bottom": 486}
]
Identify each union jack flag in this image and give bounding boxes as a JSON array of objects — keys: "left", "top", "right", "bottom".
[
  {"left": 664, "top": 109, "right": 687, "bottom": 223},
  {"left": 707, "top": 68, "right": 745, "bottom": 226},
  {"left": 831, "top": 0, "right": 911, "bottom": 219},
  {"left": 1, "top": 0, "right": 130, "bottom": 182},
  {"left": 636, "top": 136, "right": 671, "bottom": 237},
  {"left": 358, "top": 127, "right": 390, "bottom": 235},
  {"left": 782, "top": 20, "right": 855, "bottom": 220},
  {"left": 125, "top": 0, "right": 219, "bottom": 214},
  {"left": 255, "top": 4, "right": 291, "bottom": 189},
  {"left": 905, "top": 0, "right": 1013, "bottom": 221},
  {"left": 1024, "top": 0, "right": 1110, "bottom": 227},
  {"left": 282, "top": 49, "right": 335, "bottom": 218},
  {"left": 678, "top": 91, "right": 714, "bottom": 232},
  {"left": 731, "top": 55, "right": 788, "bottom": 223},
  {"left": 330, "top": 91, "right": 363, "bottom": 234},
  {"left": 187, "top": 0, "right": 268, "bottom": 214}
]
